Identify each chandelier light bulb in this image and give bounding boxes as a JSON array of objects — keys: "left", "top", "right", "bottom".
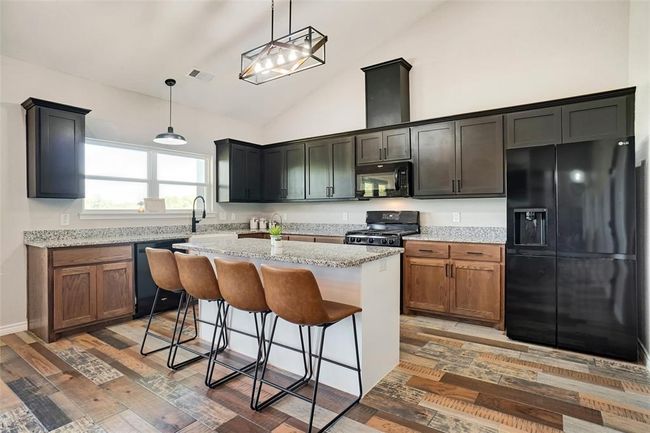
[
  {"left": 254, "top": 63, "right": 263, "bottom": 73},
  {"left": 264, "top": 58, "right": 273, "bottom": 69},
  {"left": 277, "top": 54, "right": 286, "bottom": 65},
  {"left": 288, "top": 50, "right": 297, "bottom": 61}
]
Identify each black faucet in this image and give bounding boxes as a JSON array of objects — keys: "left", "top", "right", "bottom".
[{"left": 191, "top": 195, "right": 206, "bottom": 233}]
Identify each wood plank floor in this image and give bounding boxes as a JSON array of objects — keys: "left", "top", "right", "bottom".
[{"left": 1, "top": 312, "right": 649, "bottom": 432}]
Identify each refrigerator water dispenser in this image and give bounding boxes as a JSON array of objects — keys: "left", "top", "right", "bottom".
[{"left": 514, "top": 208, "right": 547, "bottom": 246}]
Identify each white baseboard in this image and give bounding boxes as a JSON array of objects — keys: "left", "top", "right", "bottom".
[{"left": 0, "top": 321, "right": 27, "bottom": 336}]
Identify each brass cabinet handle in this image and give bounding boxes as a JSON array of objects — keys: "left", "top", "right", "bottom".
[
  {"left": 418, "top": 249, "right": 434, "bottom": 253},
  {"left": 466, "top": 251, "right": 484, "bottom": 255},
  {"left": 452, "top": 180, "right": 455, "bottom": 192},
  {"left": 457, "top": 179, "right": 462, "bottom": 192},
  {"left": 450, "top": 264, "right": 454, "bottom": 278},
  {"left": 445, "top": 263, "right": 449, "bottom": 277}
]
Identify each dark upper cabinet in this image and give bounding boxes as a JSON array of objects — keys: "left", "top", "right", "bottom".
[
  {"left": 411, "top": 122, "right": 456, "bottom": 196},
  {"left": 306, "top": 140, "right": 331, "bottom": 199},
  {"left": 412, "top": 116, "right": 504, "bottom": 197},
  {"left": 306, "top": 136, "right": 355, "bottom": 200},
  {"left": 356, "top": 132, "right": 382, "bottom": 164},
  {"left": 355, "top": 127, "right": 410, "bottom": 164},
  {"left": 561, "top": 96, "right": 629, "bottom": 143},
  {"left": 216, "top": 139, "right": 261, "bottom": 202},
  {"left": 455, "top": 115, "right": 504, "bottom": 195},
  {"left": 262, "top": 143, "right": 305, "bottom": 201},
  {"left": 262, "top": 147, "right": 283, "bottom": 201},
  {"left": 506, "top": 107, "right": 562, "bottom": 149},
  {"left": 284, "top": 144, "right": 306, "bottom": 200},
  {"left": 330, "top": 136, "right": 355, "bottom": 199},
  {"left": 23, "top": 98, "right": 90, "bottom": 198}
]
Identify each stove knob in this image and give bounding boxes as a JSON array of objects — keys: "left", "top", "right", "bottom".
[
  {"left": 382, "top": 239, "right": 388, "bottom": 244},
  {"left": 368, "top": 238, "right": 374, "bottom": 243},
  {"left": 356, "top": 238, "right": 362, "bottom": 243},
  {"left": 389, "top": 239, "right": 395, "bottom": 245},
  {"left": 349, "top": 237, "right": 355, "bottom": 243}
]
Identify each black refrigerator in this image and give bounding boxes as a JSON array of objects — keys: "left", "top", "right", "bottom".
[{"left": 506, "top": 137, "right": 637, "bottom": 361}]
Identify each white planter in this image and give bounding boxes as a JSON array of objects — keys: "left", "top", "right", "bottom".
[{"left": 270, "top": 235, "right": 283, "bottom": 253}]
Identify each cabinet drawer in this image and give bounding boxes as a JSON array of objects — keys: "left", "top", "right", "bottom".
[
  {"left": 450, "top": 243, "right": 501, "bottom": 262},
  {"left": 314, "top": 236, "right": 344, "bottom": 244},
  {"left": 52, "top": 245, "right": 133, "bottom": 267},
  {"left": 404, "top": 241, "right": 449, "bottom": 259}
]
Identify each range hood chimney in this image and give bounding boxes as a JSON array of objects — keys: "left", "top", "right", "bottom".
[{"left": 361, "top": 58, "right": 412, "bottom": 128}]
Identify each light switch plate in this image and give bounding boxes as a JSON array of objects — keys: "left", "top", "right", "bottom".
[
  {"left": 230, "top": 213, "right": 237, "bottom": 221},
  {"left": 60, "top": 213, "right": 70, "bottom": 226},
  {"left": 452, "top": 212, "right": 461, "bottom": 223}
]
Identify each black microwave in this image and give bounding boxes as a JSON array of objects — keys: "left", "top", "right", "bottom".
[{"left": 355, "top": 162, "right": 412, "bottom": 199}]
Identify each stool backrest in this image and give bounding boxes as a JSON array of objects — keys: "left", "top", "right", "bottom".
[
  {"left": 174, "top": 252, "right": 221, "bottom": 301},
  {"left": 260, "top": 265, "right": 329, "bottom": 326},
  {"left": 145, "top": 247, "right": 183, "bottom": 292},
  {"left": 214, "top": 259, "right": 268, "bottom": 313}
]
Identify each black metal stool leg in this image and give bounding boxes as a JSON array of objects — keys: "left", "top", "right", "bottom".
[
  {"left": 252, "top": 316, "right": 313, "bottom": 411},
  {"left": 140, "top": 287, "right": 162, "bottom": 356},
  {"left": 167, "top": 293, "right": 211, "bottom": 370},
  {"left": 205, "top": 307, "right": 265, "bottom": 388}
]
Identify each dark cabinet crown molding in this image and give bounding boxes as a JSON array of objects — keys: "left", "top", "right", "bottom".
[{"left": 22, "top": 97, "right": 91, "bottom": 115}]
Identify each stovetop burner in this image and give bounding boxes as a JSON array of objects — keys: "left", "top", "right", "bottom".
[{"left": 344, "top": 211, "right": 420, "bottom": 247}]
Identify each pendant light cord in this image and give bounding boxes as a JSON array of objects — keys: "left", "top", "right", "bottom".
[
  {"left": 168, "top": 85, "right": 172, "bottom": 128},
  {"left": 289, "top": 0, "right": 292, "bottom": 33},
  {"left": 271, "top": 0, "right": 274, "bottom": 40}
]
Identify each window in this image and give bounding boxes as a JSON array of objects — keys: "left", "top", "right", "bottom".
[{"left": 84, "top": 139, "right": 210, "bottom": 212}]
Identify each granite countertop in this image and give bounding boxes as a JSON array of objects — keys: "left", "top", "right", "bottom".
[
  {"left": 403, "top": 226, "right": 506, "bottom": 244},
  {"left": 173, "top": 238, "right": 403, "bottom": 268},
  {"left": 23, "top": 223, "right": 360, "bottom": 248}
]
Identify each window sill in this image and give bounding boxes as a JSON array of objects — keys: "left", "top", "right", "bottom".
[{"left": 79, "top": 211, "right": 217, "bottom": 220}]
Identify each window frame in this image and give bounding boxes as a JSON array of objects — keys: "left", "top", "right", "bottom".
[{"left": 82, "top": 138, "right": 212, "bottom": 216}]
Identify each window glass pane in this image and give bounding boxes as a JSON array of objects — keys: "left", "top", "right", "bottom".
[
  {"left": 157, "top": 153, "right": 206, "bottom": 183},
  {"left": 159, "top": 183, "right": 201, "bottom": 209},
  {"left": 84, "top": 179, "right": 147, "bottom": 210},
  {"left": 85, "top": 144, "right": 148, "bottom": 179}
]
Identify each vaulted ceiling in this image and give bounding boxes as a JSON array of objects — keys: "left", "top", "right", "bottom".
[{"left": 1, "top": 0, "right": 442, "bottom": 124}]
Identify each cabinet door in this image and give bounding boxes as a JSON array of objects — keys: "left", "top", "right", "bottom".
[
  {"left": 404, "top": 257, "right": 449, "bottom": 313},
  {"left": 383, "top": 128, "right": 411, "bottom": 161},
  {"left": 449, "top": 260, "right": 500, "bottom": 321},
  {"left": 285, "top": 143, "right": 305, "bottom": 200},
  {"left": 229, "top": 144, "right": 248, "bottom": 201},
  {"left": 331, "top": 136, "right": 355, "bottom": 199},
  {"left": 456, "top": 115, "right": 504, "bottom": 195},
  {"left": 35, "top": 107, "right": 85, "bottom": 198},
  {"left": 305, "top": 141, "right": 331, "bottom": 199},
  {"left": 356, "top": 132, "right": 383, "bottom": 164},
  {"left": 411, "top": 122, "right": 456, "bottom": 196},
  {"left": 262, "top": 147, "right": 283, "bottom": 201},
  {"left": 245, "top": 147, "right": 262, "bottom": 201},
  {"left": 97, "top": 261, "right": 134, "bottom": 320},
  {"left": 562, "top": 96, "right": 628, "bottom": 143},
  {"left": 53, "top": 266, "right": 97, "bottom": 330},
  {"left": 506, "top": 107, "right": 561, "bottom": 149}
]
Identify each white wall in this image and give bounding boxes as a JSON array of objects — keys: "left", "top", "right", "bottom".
[
  {"left": 628, "top": 0, "right": 650, "bottom": 359},
  {"left": 0, "top": 55, "right": 264, "bottom": 330},
  {"left": 258, "top": 0, "right": 632, "bottom": 227}
]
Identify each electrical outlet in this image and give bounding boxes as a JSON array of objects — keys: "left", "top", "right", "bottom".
[
  {"left": 219, "top": 212, "right": 227, "bottom": 221},
  {"left": 452, "top": 212, "right": 461, "bottom": 223},
  {"left": 60, "top": 213, "right": 70, "bottom": 226},
  {"left": 230, "top": 213, "right": 236, "bottom": 221},
  {"left": 342, "top": 212, "right": 349, "bottom": 221}
]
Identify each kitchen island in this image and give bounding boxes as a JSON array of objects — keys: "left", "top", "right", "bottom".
[{"left": 173, "top": 237, "right": 402, "bottom": 395}]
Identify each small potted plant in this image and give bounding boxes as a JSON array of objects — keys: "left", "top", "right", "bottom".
[{"left": 268, "top": 225, "right": 283, "bottom": 250}]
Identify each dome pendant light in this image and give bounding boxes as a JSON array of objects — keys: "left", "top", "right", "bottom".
[{"left": 154, "top": 78, "right": 186, "bottom": 145}]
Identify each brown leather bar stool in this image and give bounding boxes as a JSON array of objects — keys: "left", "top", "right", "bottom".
[
  {"left": 256, "top": 265, "right": 363, "bottom": 433},
  {"left": 171, "top": 252, "right": 227, "bottom": 370},
  {"left": 140, "top": 247, "right": 197, "bottom": 357},
  {"left": 206, "top": 259, "right": 272, "bottom": 404}
]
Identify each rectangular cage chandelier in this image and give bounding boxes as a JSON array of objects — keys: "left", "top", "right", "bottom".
[{"left": 240, "top": 1, "right": 328, "bottom": 85}]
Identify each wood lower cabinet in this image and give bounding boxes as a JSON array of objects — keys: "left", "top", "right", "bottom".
[
  {"left": 28, "top": 244, "right": 134, "bottom": 342},
  {"left": 403, "top": 257, "right": 448, "bottom": 313},
  {"left": 53, "top": 265, "right": 97, "bottom": 330},
  {"left": 97, "top": 261, "right": 134, "bottom": 320},
  {"left": 403, "top": 240, "right": 504, "bottom": 329},
  {"left": 237, "top": 233, "right": 344, "bottom": 244}
]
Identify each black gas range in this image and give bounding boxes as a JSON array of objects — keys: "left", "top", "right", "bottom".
[{"left": 344, "top": 211, "right": 419, "bottom": 247}]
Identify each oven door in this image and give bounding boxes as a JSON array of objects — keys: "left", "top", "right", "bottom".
[{"left": 356, "top": 162, "right": 411, "bottom": 198}]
